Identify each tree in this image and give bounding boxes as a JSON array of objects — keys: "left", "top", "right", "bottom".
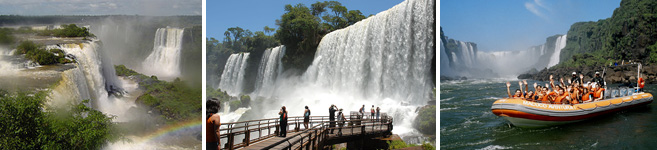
[
  {"left": 275, "top": 3, "right": 320, "bottom": 70},
  {"left": 264, "top": 26, "right": 275, "bottom": 36}
]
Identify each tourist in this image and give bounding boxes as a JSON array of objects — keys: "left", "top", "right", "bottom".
[
  {"left": 304, "top": 106, "right": 311, "bottom": 129},
  {"left": 370, "top": 105, "right": 375, "bottom": 120},
  {"left": 206, "top": 98, "right": 221, "bottom": 150},
  {"left": 359, "top": 105, "right": 365, "bottom": 119},
  {"left": 376, "top": 107, "right": 381, "bottom": 121},
  {"left": 337, "top": 108, "right": 346, "bottom": 136},
  {"left": 506, "top": 82, "right": 523, "bottom": 98},
  {"left": 279, "top": 106, "right": 288, "bottom": 137},
  {"left": 581, "top": 86, "right": 594, "bottom": 103},
  {"left": 593, "top": 84, "right": 605, "bottom": 101},
  {"left": 554, "top": 88, "right": 568, "bottom": 104},
  {"left": 638, "top": 77, "right": 645, "bottom": 92},
  {"left": 571, "top": 72, "right": 582, "bottom": 85},
  {"left": 329, "top": 104, "right": 337, "bottom": 134},
  {"left": 591, "top": 72, "right": 605, "bottom": 87}
]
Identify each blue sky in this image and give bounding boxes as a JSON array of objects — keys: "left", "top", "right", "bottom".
[
  {"left": 0, "top": 0, "right": 200, "bottom": 16},
  {"left": 207, "top": 0, "right": 404, "bottom": 41},
  {"left": 441, "top": 0, "right": 621, "bottom": 52}
]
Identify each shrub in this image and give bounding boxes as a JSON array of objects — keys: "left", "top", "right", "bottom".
[
  {"left": 0, "top": 92, "right": 119, "bottom": 149},
  {"left": 0, "top": 28, "right": 14, "bottom": 45},
  {"left": 413, "top": 105, "right": 436, "bottom": 135}
]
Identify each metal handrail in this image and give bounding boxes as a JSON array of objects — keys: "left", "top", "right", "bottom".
[{"left": 218, "top": 114, "right": 393, "bottom": 150}]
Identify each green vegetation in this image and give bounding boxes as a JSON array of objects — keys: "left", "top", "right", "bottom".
[
  {"left": 0, "top": 92, "right": 120, "bottom": 149},
  {"left": 413, "top": 105, "right": 436, "bottom": 135},
  {"left": 15, "top": 41, "right": 73, "bottom": 65},
  {"left": 555, "top": 0, "right": 657, "bottom": 68},
  {"left": 206, "top": 85, "right": 231, "bottom": 103},
  {"left": 38, "top": 24, "right": 93, "bottom": 37},
  {"left": 116, "top": 65, "right": 201, "bottom": 124},
  {"left": 115, "top": 64, "right": 140, "bottom": 76},
  {"left": 276, "top": 1, "right": 367, "bottom": 71},
  {"left": 386, "top": 140, "right": 435, "bottom": 150},
  {"left": 0, "top": 28, "right": 14, "bottom": 45}
]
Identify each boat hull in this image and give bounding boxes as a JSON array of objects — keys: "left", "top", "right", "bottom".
[{"left": 491, "top": 93, "right": 653, "bottom": 128}]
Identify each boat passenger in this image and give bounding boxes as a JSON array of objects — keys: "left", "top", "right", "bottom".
[
  {"left": 638, "top": 77, "right": 645, "bottom": 92},
  {"left": 506, "top": 82, "right": 523, "bottom": 98},
  {"left": 592, "top": 84, "right": 605, "bottom": 101},
  {"left": 554, "top": 88, "right": 568, "bottom": 104},
  {"left": 581, "top": 87, "right": 594, "bottom": 103},
  {"left": 591, "top": 72, "right": 605, "bottom": 87}
]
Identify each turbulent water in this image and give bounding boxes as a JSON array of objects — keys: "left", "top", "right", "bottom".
[
  {"left": 142, "top": 27, "right": 184, "bottom": 79},
  {"left": 218, "top": 53, "right": 250, "bottom": 96},
  {"left": 217, "top": 0, "right": 435, "bottom": 144},
  {"left": 440, "top": 79, "right": 657, "bottom": 149},
  {"left": 547, "top": 34, "right": 567, "bottom": 68}
]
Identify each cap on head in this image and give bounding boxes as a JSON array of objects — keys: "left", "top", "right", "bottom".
[
  {"left": 572, "top": 72, "right": 577, "bottom": 75},
  {"left": 595, "top": 72, "right": 600, "bottom": 75}
]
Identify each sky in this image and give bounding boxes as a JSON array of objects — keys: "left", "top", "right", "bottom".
[
  {"left": 207, "top": 0, "right": 405, "bottom": 41},
  {"left": 0, "top": 0, "right": 201, "bottom": 16},
  {"left": 441, "top": 0, "right": 621, "bottom": 52}
]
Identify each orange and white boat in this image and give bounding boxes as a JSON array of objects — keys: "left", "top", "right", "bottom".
[{"left": 491, "top": 92, "right": 652, "bottom": 127}]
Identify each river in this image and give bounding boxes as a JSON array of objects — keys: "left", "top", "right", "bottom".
[{"left": 440, "top": 78, "right": 657, "bottom": 149}]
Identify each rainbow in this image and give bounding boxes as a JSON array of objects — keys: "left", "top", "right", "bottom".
[{"left": 140, "top": 119, "right": 202, "bottom": 143}]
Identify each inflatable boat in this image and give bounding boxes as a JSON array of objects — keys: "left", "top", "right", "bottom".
[{"left": 491, "top": 89, "right": 653, "bottom": 128}]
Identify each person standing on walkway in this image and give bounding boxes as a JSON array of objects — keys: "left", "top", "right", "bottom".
[
  {"left": 359, "top": 105, "right": 365, "bottom": 119},
  {"left": 279, "top": 106, "right": 288, "bottom": 137},
  {"left": 329, "top": 104, "right": 337, "bottom": 133},
  {"left": 337, "top": 108, "right": 346, "bottom": 136},
  {"left": 304, "top": 106, "right": 311, "bottom": 129},
  {"left": 206, "top": 99, "right": 221, "bottom": 150},
  {"left": 370, "top": 105, "right": 375, "bottom": 120},
  {"left": 376, "top": 106, "right": 381, "bottom": 121}
]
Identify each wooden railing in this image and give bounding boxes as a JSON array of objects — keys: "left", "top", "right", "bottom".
[{"left": 218, "top": 113, "right": 393, "bottom": 150}]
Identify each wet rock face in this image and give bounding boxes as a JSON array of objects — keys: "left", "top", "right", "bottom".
[{"left": 519, "top": 64, "right": 656, "bottom": 84}]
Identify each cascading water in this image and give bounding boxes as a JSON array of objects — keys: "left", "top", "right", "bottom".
[
  {"left": 441, "top": 34, "right": 567, "bottom": 78},
  {"left": 142, "top": 27, "right": 184, "bottom": 79},
  {"left": 547, "top": 34, "right": 567, "bottom": 68},
  {"left": 253, "top": 45, "right": 285, "bottom": 98},
  {"left": 218, "top": 53, "right": 250, "bottom": 96},
  {"left": 46, "top": 41, "right": 133, "bottom": 121}
]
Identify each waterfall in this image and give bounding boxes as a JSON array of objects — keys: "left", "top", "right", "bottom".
[
  {"left": 142, "top": 27, "right": 184, "bottom": 79},
  {"left": 46, "top": 41, "right": 133, "bottom": 121},
  {"left": 303, "top": 0, "right": 434, "bottom": 104},
  {"left": 254, "top": 45, "right": 286, "bottom": 97},
  {"left": 218, "top": 53, "right": 250, "bottom": 96},
  {"left": 441, "top": 33, "right": 567, "bottom": 77},
  {"left": 547, "top": 34, "right": 567, "bottom": 68}
]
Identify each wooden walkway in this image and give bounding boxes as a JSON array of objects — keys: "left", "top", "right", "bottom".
[{"left": 219, "top": 113, "right": 393, "bottom": 150}]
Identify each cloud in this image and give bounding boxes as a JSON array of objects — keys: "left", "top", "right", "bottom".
[
  {"left": 0, "top": 0, "right": 201, "bottom": 16},
  {"left": 525, "top": 0, "right": 550, "bottom": 20}
]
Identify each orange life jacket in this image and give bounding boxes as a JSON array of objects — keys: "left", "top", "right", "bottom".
[
  {"left": 582, "top": 92, "right": 593, "bottom": 101},
  {"left": 542, "top": 92, "right": 555, "bottom": 104},
  {"left": 593, "top": 88, "right": 605, "bottom": 99},
  {"left": 554, "top": 94, "right": 567, "bottom": 104},
  {"left": 639, "top": 77, "right": 645, "bottom": 89}
]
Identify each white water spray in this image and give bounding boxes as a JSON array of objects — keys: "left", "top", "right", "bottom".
[
  {"left": 218, "top": 53, "right": 250, "bottom": 96},
  {"left": 254, "top": 46, "right": 285, "bottom": 98},
  {"left": 142, "top": 27, "right": 184, "bottom": 79}
]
